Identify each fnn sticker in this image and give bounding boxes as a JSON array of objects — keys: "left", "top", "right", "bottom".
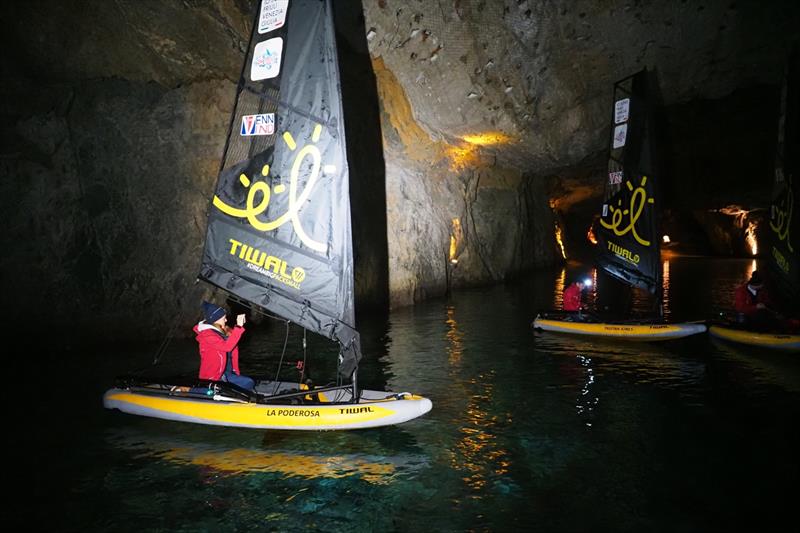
[
  {"left": 251, "top": 37, "right": 283, "bottom": 81},
  {"left": 240, "top": 113, "right": 275, "bottom": 136},
  {"left": 614, "top": 98, "right": 630, "bottom": 124},
  {"left": 609, "top": 171, "right": 624, "bottom": 185},
  {"left": 259, "top": 0, "right": 288, "bottom": 34},
  {"left": 613, "top": 124, "right": 628, "bottom": 149},
  {"left": 602, "top": 204, "right": 609, "bottom": 217}
]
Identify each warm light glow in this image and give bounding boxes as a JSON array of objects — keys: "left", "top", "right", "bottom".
[
  {"left": 745, "top": 221, "right": 758, "bottom": 255},
  {"left": 554, "top": 267, "right": 566, "bottom": 307},
  {"left": 747, "top": 259, "right": 757, "bottom": 280},
  {"left": 662, "top": 234, "right": 671, "bottom": 243},
  {"left": 445, "top": 144, "right": 480, "bottom": 171},
  {"left": 554, "top": 221, "right": 566, "bottom": 259},
  {"left": 587, "top": 223, "right": 597, "bottom": 245},
  {"left": 716, "top": 205, "right": 759, "bottom": 256},
  {"left": 662, "top": 259, "right": 670, "bottom": 317},
  {"left": 461, "top": 132, "right": 511, "bottom": 146},
  {"left": 449, "top": 218, "right": 464, "bottom": 263}
]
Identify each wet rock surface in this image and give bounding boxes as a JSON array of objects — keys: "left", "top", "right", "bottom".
[{"left": 1, "top": 0, "right": 797, "bottom": 339}]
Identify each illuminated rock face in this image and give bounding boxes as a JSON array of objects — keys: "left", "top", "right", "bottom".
[{"left": 1, "top": 0, "right": 797, "bottom": 335}]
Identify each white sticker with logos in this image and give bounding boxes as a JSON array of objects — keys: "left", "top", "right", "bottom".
[
  {"left": 609, "top": 171, "right": 623, "bottom": 185},
  {"left": 259, "top": 0, "right": 289, "bottom": 34},
  {"left": 612, "top": 124, "right": 627, "bottom": 149},
  {"left": 614, "top": 98, "right": 630, "bottom": 124},
  {"left": 240, "top": 113, "right": 275, "bottom": 136},
  {"left": 251, "top": 37, "right": 283, "bottom": 81}
]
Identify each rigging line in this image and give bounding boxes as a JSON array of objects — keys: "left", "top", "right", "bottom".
[
  {"left": 271, "top": 319, "right": 292, "bottom": 395},
  {"left": 300, "top": 328, "right": 307, "bottom": 384},
  {"left": 151, "top": 280, "right": 201, "bottom": 367}
]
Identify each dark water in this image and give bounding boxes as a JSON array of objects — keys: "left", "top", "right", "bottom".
[{"left": 24, "top": 257, "right": 799, "bottom": 532}]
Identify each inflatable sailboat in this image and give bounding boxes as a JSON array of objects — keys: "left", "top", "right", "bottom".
[
  {"left": 709, "top": 50, "right": 800, "bottom": 353},
  {"left": 534, "top": 70, "right": 706, "bottom": 340},
  {"left": 104, "top": 0, "right": 432, "bottom": 429}
]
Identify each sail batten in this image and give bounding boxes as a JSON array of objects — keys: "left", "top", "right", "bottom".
[
  {"left": 199, "top": 0, "right": 361, "bottom": 377},
  {"left": 596, "top": 70, "right": 661, "bottom": 295}
]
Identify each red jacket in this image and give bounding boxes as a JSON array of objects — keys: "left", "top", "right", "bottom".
[
  {"left": 563, "top": 283, "right": 582, "bottom": 311},
  {"left": 193, "top": 322, "right": 245, "bottom": 381},
  {"left": 734, "top": 283, "right": 772, "bottom": 316}
]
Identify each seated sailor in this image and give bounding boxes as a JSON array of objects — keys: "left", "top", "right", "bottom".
[
  {"left": 733, "top": 270, "right": 777, "bottom": 329},
  {"left": 563, "top": 277, "right": 591, "bottom": 313},
  {"left": 193, "top": 301, "right": 255, "bottom": 392}
]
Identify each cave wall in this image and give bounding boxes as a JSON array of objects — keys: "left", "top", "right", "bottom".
[
  {"left": 2, "top": 0, "right": 799, "bottom": 340},
  {"left": 1, "top": 0, "right": 248, "bottom": 337}
]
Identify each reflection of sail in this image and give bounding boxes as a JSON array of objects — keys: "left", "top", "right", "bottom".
[{"left": 107, "top": 429, "right": 426, "bottom": 485}]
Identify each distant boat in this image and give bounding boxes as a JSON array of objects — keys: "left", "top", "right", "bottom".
[
  {"left": 104, "top": 0, "right": 432, "bottom": 429},
  {"left": 710, "top": 48, "right": 800, "bottom": 353},
  {"left": 534, "top": 69, "right": 706, "bottom": 341}
]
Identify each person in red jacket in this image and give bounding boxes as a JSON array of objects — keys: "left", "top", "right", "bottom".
[
  {"left": 733, "top": 270, "right": 775, "bottom": 328},
  {"left": 193, "top": 301, "right": 255, "bottom": 392},
  {"left": 563, "top": 278, "right": 591, "bottom": 312}
]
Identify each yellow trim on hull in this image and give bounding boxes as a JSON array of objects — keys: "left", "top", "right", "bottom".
[
  {"left": 104, "top": 389, "right": 431, "bottom": 430},
  {"left": 534, "top": 318, "right": 706, "bottom": 341},
  {"left": 709, "top": 325, "right": 800, "bottom": 352}
]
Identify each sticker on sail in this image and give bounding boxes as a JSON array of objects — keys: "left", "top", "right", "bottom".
[
  {"left": 608, "top": 171, "right": 624, "bottom": 185},
  {"left": 240, "top": 113, "right": 275, "bottom": 136},
  {"left": 251, "top": 37, "right": 283, "bottom": 81},
  {"left": 612, "top": 124, "right": 627, "bottom": 149},
  {"left": 614, "top": 98, "right": 630, "bottom": 124},
  {"left": 602, "top": 204, "right": 608, "bottom": 217},
  {"left": 258, "top": 0, "right": 289, "bottom": 34}
]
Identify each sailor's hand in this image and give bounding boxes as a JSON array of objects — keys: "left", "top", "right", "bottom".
[{"left": 236, "top": 314, "right": 246, "bottom": 327}]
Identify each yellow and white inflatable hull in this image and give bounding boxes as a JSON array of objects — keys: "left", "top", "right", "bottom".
[
  {"left": 709, "top": 325, "right": 800, "bottom": 352},
  {"left": 533, "top": 316, "right": 707, "bottom": 341},
  {"left": 104, "top": 384, "right": 432, "bottom": 430}
]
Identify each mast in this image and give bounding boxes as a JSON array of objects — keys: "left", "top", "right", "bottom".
[
  {"left": 199, "top": 0, "right": 361, "bottom": 379},
  {"left": 596, "top": 69, "right": 661, "bottom": 298}
]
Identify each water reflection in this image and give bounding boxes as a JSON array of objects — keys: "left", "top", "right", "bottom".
[
  {"left": 446, "top": 306, "right": 463, "bottom": 366},
  {"left": 575, "top": 355, "right": 599, "bottom": 427},
  {"left": 452, "top": 371, "right": 512, "bottom": 494},
  {"left": 107, "top": 428, "right": 427, "bottom": 484}
]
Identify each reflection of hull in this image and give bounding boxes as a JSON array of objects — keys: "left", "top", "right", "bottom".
[
  {"left": 709, "top": 325, "right": 800, "bottom": 352},
  {"left": 533, "top": 315, "right": 706, "bottom": 341},
  {"left": 104, "top": 382, "right": 432, "bottom": 430},
  {"left": 108, "top": 430, "right": 424, "bottom": 484}
]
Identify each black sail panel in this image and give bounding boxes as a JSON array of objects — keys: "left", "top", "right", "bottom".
[
  {"left": 769, "top": 48, "right": 800, "bottom": 305},
  {"left": 200, "top": 0, "right": 360, "bottom": 377},
  {"left": 596, "top": 70, "right": 660, "bottom": 294}
]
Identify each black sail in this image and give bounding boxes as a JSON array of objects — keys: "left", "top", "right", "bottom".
[
  {"left": 199, "top": 0, "right": 361, "bottom": 377},
  {"left": 768, "top": 48, "right": 800, "bottom": 305},
  {"left": 596, "top": 70, "right": 660, "bottom": 294}
]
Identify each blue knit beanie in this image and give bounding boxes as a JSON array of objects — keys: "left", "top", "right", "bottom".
[{"left": 202, "top": 301, "right": 226, "bottom": 324}]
